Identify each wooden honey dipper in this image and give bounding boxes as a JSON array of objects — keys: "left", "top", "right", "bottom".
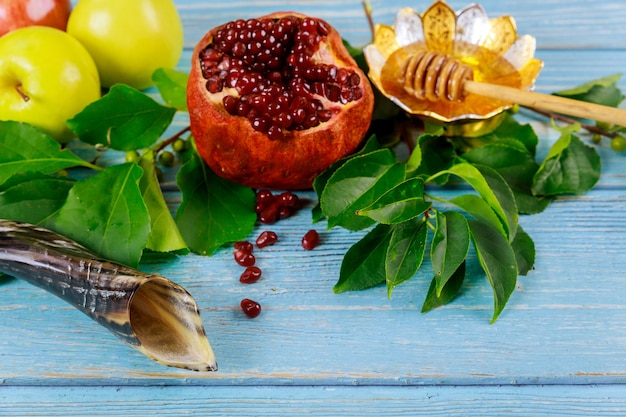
[{"left": 401, "top": 50, "right": 626, "bottom": 127}]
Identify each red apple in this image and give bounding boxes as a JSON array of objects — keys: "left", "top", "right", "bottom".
[{"left": 0, "top": 0, "right": 71, "bottom": 37}]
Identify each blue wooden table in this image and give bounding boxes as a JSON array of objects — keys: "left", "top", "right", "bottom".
[{"left": 2, "top": 0, "right": 626, "bottom": 415}]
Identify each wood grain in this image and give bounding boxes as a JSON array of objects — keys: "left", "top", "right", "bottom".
[{"left": 2, "top": 385, "right": 626, "bottom": 416}]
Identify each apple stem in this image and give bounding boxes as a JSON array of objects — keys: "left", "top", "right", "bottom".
[{"left": 15, "top": 83, "right": 30, "bottom": 102}]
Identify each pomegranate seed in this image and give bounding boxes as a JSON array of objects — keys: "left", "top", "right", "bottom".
[
  {"left": 302, "top": 229, "right": 320, "bottom": 250},
  {"left": 266, "top": 125, "right": 285, "bottom": 141},
  {"left": 240, "top": 298, "right": 262, "bottom": 318},
  {"left": 292, "top": 107, "right": 306, "bottom": 124},
  {"left": 255, "top": 189, "right": 274, "bottom": 212},
  {"left": 259, "top": 202, "right": 280, "bottom": 224},
  {"left": 301, "top": 17, "right": 317, "bottom": 31},
  {"left": 205, "top": 76, "right": 223, "bottom": 93},
  {"left": 349, "top": 72, "right": 361, "bottom": 86},
  {"left": 234, "top": 249, "right": 256, "bottom": 266},
  {"left": 317, "top": 20, "right": 330, "bottom": 36},
  {"left": 256, "top": 230, "right": 278, "bottom": 248},
  {"left": 276, "top": 112, "right": 293, "bottom": 129},
  {"left": 279, "top": 191, "right": 299, "bottom": 207},
  {"left": 352, "top": 86, "right": 364, "bottom": 100},
  {"left": 251, "top": 116, "right": 271, "bottom": 133},
  {"left": 336, "top": 68, "right": 349, "bottom": 84},
  {"left": 223, "top": 95, "right": 238, "bottom": 114},
  {"left": 318, "top": 109, "right": 333, "bottom": 122},
  {"left": 278, "top": 206, "right": 292, "bottom": 219},
  {"left": 231, "top": 41, "right": 247, "bottom": 57},
  {"left": 234, "top": 241, "right": 254, "bottom": 253},
  {"left": 326, "top": 85, "right": 341, "bottom": 102},
  {"left": 236, "top": 100, "right": 250, "bottom": 116},
  {"left": 240, "top": 266, "right": 262, "bottom": 283}
]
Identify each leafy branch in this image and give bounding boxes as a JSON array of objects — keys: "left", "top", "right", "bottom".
[
  {"left": 0, "top": 72, "right": 256, "bottom": 268},
  {"left": 313, "top": 69, "right": 621, "bottom": 321}
]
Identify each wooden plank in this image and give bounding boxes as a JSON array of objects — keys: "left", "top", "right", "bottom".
[{"left": 2, "top": 385, "right": 626, "bottom": 416}]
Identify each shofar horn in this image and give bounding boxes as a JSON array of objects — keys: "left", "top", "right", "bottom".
[{"left": 0, "top": 219, "right": 217, "bottom": 372}]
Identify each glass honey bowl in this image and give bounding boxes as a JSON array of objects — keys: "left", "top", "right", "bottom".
[{"left": 364, "top": 0, "right": 544, "bottom": 135}]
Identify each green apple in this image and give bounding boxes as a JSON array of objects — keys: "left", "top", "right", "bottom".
[
  {"left": 67, "top": 0, "right": 184, "bottom": 90},
  {"left": 0, "top": 26, "right": 101, "bottom": 143}
]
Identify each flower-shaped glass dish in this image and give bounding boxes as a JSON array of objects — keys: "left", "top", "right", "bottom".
[{"left": 364, "top": 0, "right": 544, "bottom": 129}]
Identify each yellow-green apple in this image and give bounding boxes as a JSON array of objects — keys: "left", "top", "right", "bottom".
[
  {"left": 67, "top": 0, "right": 183, "bottom": 90},
  {"left": 0, "top": 26, "right": 101, "bottom": 142}
]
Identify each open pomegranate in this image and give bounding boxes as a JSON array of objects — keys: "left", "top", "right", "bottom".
[{"left": 187, "top": 12, "right": 374, "bottom": 190}]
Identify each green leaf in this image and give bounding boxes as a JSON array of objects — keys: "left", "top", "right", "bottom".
[
  {"left": 511, "top": 225, "right": 535, "bottom": 276},
  {"left": 385, "top": 218, "right": 428, "bottom": 296},
  {"left": 431, "top": 211, "right": 470, "bottom": 295},
  {"left": 407, "top": 130, "right": 444, "bottom": 173},
  {"left": 0, "top": 121, "right": 93, "bottom": 186},
  {"left": 175, "top": 152, "right": 256, "bottom": 256},
  {"left": 357, "top": 178, "right": 431, "bottom": 224},
  {"left": 468, "top": 220, "right": 518, "bottom": 323},
  {"left": 532, "top": 128, "right": 601, "bottom": 196},
  {"left": 421, "top": 261, "right": 465, "bottom": 313},
  {"left": 55, "top": 163, "right": 150, "bottom": 267},
  {"left": 312, "top": 135, "right": 381, "bottom": 222},
  {"left": 405, "top": 141, "right": 423, "bottom": 173},
  {"left": 554, "top": 73, "right": 624, "bottom": 108},
  {"left": 138, "top": 151, "right": 188, "bottom": 254},
  {"left": 152, "top": 68, "right": 189, "bottom": 111},
  {"left": 490, "top": 112, "right": 539, "bottom": 155},
  {"left": 0, "top": 173, "right": 74, "bottom": 228},
  {"left": 473, "top": 164, "right": 519, "bottom": 240},
  {"left": 321, "top": 148, "right": 405, "bottom": 230},
  {"left": 333, "top": 224, "right": 393, "bottom": 293},
  {"left": 462, "top": 141, "right": 547, "bottom": 214},
  {"left": 67, "top": 84, "right": 177, "bottom": 151},
  {"left": 429, "top": 163, "right": 513, "bottom": 239},
  {"left": 414, "top": 134, "right": 455, "bottom": 182},
  {"left": 450, "top": 194, "right": 506, "bottom": 238}
]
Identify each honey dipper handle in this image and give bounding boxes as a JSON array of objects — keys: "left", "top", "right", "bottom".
[{"left": 464, "top": 80, "right": 626, "bottom": 127}]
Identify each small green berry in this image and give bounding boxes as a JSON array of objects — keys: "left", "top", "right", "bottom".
[
  {"left": 510, "top": 103, "right": 520, "bottom": 114},
  {"left": 610, "top": 137, "right": 626, "bottom": 152},
  {"left": 596, "top": 121, "right": 612, "bottom": 131},
  {"left": 592, "top": 133, "right": 602, "bottom": 144},
  {"left": 125, "top": 150, "right": 141, "bottom": 163},
  {"left": 158, "top": 150, "right": 175, "bottom": 167},
  {"left": 172, "top": 138, "right": 187, "bottom": 152}
]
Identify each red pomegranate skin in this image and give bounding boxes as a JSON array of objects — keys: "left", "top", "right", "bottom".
[
  {"left": 187, "top": 12, "right": 374, "bottom": 190},
  {"left": 0, "top": 0, "right": 71, "bottom": 36}
]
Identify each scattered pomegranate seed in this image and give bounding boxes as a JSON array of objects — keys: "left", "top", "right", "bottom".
[
  {"left": 254, "top": 189, "right": 300, "bottom": 224},
  {"left": 279, "top": 191, "right": 299, "bottom": 207},
  {"left": 234, "top": 249, "right": 256, "bottom": 266},
  {"left": 302, "top": 229, "right": 320, "bottom": 250},
  {"left": 256, "top": 189, "right": 274, "bottom": 207},
  {"left": 240, "top": 266, "right": 262, "bottom": 283},
  {"left": 240, "top": 298, "right": 262, "bottom": 318},
  {"left": 234, "top": 240, "right": 254, "bottom": 253},
  {"left": 258, "top": 202, "right": 280, "bottom": 224},
  {"left": 278, "top": 206, "right": 292, "bottom": 220},
  {"left": 256, "top": 230, "right": 278, "bottom": 248}
]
